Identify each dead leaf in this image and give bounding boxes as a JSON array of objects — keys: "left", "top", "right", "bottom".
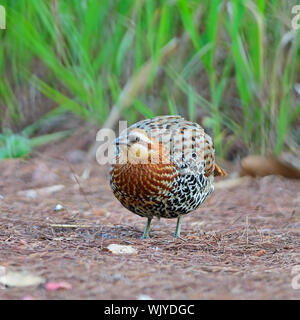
[
  {"left": 45, "top": 281, "right": 72, "bottom": 291},
  {"left": 92, "top": 208, "right": 108, "bottom": 216},
  {"left": 0, "top": 270, "right": 45, "bottom": 287},
  {"left": 278, "top": 151, "right": 300, "bottom": 171},
  {"left": 214, "top": 176, "right": 250, "bottom": 189},
  {"left": 240, "top": 155, "right": 300, "bottom": 179},
  {"left": 255, "top": 249, "right": 266, "bottom": 257},
  {"left": 191, "top": 221, "right": 206, "bottom": 227},
  {"left": 106, "top": 244, "right": 138, "bottom": 255}
]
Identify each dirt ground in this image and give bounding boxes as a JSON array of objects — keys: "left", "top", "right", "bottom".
[{"left": 0, "top": 148, "right": 299, "bottom": 300}]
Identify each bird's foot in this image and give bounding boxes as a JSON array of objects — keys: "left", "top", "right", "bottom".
[
  {"left": 174, "top": 216, "right": 183, "bottom": 238},
  {"left": 141, "top": 217, "right": 152, "bottom": 240}
]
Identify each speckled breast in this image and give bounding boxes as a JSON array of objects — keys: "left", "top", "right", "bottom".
[{"left": 109, "top": 163, "right": 214, "bottom": 219}]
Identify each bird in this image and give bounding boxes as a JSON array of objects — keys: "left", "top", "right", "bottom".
[{"left": 109, "top": 115, "right": 226, "bottom": 239}]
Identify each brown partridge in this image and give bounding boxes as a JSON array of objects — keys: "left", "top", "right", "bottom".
[{"left": 109, "top": 115, "right": 226, "bottom": 238}]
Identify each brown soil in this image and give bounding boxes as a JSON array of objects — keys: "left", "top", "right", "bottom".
[{"left": 0, "top": 150, "right": 299, "bottom": 300}]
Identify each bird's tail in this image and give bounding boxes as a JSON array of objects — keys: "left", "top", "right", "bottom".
[{"left": 214, "top": 164, "right": 227, "bottom": 177}]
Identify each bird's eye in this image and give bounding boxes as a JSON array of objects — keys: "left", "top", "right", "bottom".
[{"left": 128, "top": 135, "right": 140, "bottom": 144}]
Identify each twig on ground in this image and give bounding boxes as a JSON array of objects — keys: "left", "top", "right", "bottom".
[{"left": 49, "top": 224, "right": 94, "bottom": 228}]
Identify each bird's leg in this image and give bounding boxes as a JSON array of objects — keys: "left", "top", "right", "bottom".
[
  {"left": 174, "top": 215, "right": 183, "bottom": 238},
  {"left": 141, "top": 217, "right": 152, "bottom": 239}
]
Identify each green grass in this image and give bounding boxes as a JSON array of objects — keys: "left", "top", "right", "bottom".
[
  {"left": 1, "top": 0, "right": 300, "bottom": 158},
  {"left": 0, "top": 128, "right": 71, "bottom": 159}
]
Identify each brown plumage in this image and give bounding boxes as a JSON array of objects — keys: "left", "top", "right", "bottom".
[{"left": 109, "top": 115, "right": 226, "bottom": 238}]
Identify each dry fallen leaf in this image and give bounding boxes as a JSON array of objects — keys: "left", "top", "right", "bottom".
[
  {"left": 45, "top": 281, "right": 72, "bottom": 291},
  {"left": 106, "top": 244, "right": 138, "bottom": 255},
  {"left": 92, "top": 208, "right": 108, "bottom": 216},
  {"left": 255, "top": 249, "right": 266, "bottom": 257},
  {"left": 190, "top": 221, "right": 206, "bottom": 227},
  {"left": 0, "top": 270, "right": 45, "bottom": 288},
  {"left": 240, "top": 155, "right": 300, "bottom": 179},
  {"left": 214, "top": 176, "right": 250, "bottom": 190}
]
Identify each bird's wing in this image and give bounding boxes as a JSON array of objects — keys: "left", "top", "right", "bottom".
[{"left": 120, "top": 115, "right": 225, "bottom": 177}]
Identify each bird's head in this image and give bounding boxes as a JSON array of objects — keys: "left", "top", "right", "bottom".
[{"left": 114, "top": 128, "right": 167, "bottom": 164}]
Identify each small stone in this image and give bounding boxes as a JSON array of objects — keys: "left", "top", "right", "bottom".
[
  {"left": 54, "top": 204, "right": 64, "bottom": 211},
  {"left": 106, "top": 244, "right": 138, "bottom": 255},
  {"left": 137, "top": 294, "right": 153, "bottom": 300}
]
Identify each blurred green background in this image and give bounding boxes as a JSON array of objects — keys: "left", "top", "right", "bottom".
[{"left": 0, "top": 0, "right": 300, "bottom": 159}]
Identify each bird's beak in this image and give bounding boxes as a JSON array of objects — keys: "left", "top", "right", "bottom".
[
  {"left": 114, "top": 137, "right": 128, "bottom": 146},
  {"left": 117, "top": 141, "right": 128, "bottom": 146}
]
